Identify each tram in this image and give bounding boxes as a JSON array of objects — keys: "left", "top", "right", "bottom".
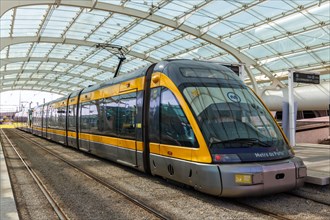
[{"left": 25, "top": 60, "right": 306, "bottom": 197}]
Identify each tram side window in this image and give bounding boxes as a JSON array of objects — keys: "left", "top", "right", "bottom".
[
  {"left": 58, "top": 108, "right": 66, "bottom": 130},
  {"left": 68, "top": 105, "right": 76, "bottom": 131},
  {"left": 80, "top": 103, "right": 90, "bottom": 133},
  {"left": 89, "top": 100, "right": 102, "bottom": 133},
  {"left": 160, "top": 88, "right": 197, "bottom": 147},
  {"left": 103, "top": 97, "right": 118, "bottom": 136},
  {"left": 43, "top": 107, "right": 48, "bottom": 128},
  {"left": 48, "top": 107, "right": 53, "bottom": 128},
  {"left": 117, "top": 93, "right": 136, "bottom": 139}
]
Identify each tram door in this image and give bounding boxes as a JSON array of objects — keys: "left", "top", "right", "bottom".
[{"left": 116, "top": 92, "right": 137, "bottom": 166}]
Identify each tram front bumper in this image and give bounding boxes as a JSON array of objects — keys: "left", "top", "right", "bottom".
[{"left": 218, "top": 157, "right": 306, "bottom": 197}]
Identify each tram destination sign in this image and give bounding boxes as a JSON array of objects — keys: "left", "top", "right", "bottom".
[{"left": 293, "top": 71, "right": 320, "bottom": 84}]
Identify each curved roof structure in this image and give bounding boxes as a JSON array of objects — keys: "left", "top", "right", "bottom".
[{"left": 1, "top": 0, "right": 329, "bottom": 95}]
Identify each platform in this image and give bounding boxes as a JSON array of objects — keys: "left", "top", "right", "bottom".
[
  {"left": 0, "top": 141, "right": 19, "bottom": 220},
  {"left": 294, "top": 143, "right": 330, "bottom": 186}
]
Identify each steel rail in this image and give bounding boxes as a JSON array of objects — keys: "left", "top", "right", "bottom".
[
  {"left": 230, "top": 200, "right": 292, "bottom": 220},
  {"left": 11, "top": 129, "right": 169, "bottom": 220},
  {"left": 0, "top": 129, "right": 68, "bottom": 220},
  {"left": 285, "top": 192, "right": 330, "bottom": 206}
]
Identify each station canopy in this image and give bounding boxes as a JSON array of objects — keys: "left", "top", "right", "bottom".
[{"left": 1, "top": 0, "right": 329, "bottom": 95}]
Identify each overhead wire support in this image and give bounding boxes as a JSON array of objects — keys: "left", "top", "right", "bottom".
[{"left": 95, "top": 43, "right": 127, "bottom": 78}]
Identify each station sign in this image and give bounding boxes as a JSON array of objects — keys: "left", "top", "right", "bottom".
[{"left": 293, "top": 71, "right": 320, "bottom": 84}]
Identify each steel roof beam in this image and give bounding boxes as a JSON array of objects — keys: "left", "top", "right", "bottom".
[
  {"left": 1, "top": 77, "right": 81, "bottom": 88},
  {"left": 0, "top": 86, "right": 70, "bottom": 95},
  {"left": 0, "top": 57, "right": 117, "bottom": 73},
  {"left": 0, "top": 36, "right": 160, "bottom": 64},
  {"left": 1, "top": 69, "right": 101, "bottom": 82}
]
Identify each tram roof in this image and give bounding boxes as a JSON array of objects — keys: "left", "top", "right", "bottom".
[{"left": 1, "top": 0, "right": 329, "bottom": 96}]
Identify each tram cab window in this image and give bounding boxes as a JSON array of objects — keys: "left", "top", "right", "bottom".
[{"left": 160, "top": 88, "right": 197, "bottom": 147}]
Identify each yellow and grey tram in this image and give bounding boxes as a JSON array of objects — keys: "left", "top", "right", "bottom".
[{"left": 25, "top": 60, "right": 306, "bottom": 197}]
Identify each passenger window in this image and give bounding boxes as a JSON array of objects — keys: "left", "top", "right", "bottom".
[
  {"left": 80, "top": 103, "right": 90, "bottom": 133},
  {"left": 68, "top": 105, "right": 76, "bottom": 131},
  {"left": 160, "top": 88, "right": 197, "bottom": 147},
  {"left": 117, "top": 93, "right": 136, "bottom": 139},
  {"left": 103, "top": 97, "right": 118, "bottom": 136}
]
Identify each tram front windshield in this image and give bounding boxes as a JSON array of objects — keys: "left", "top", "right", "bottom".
[{"left": 180, "top": 68, "right": 292, "bottom": 162}]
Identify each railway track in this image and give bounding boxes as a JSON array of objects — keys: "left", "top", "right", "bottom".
[
  {"left": 0, "top": 128, "right": 68, "bottom": 220},
  {"left": 285, "top": 192, "right": 330, "bottom": 206},
  {"left": 3, "top": 128, "right": 329, "bottom": 220},
  {"left": 3, "top": 128, "right": 169, "bottom": 220}
]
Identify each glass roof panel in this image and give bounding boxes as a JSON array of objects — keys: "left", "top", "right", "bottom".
[
  {"left": 53, "top": 63, "right": 73, "bottom": 72},
  {"left": 307, "top": 2, "right": 330, "bottom": 21},
  {"left": 124, "top": 1, "right": 153, "bottom": 12},
  {"left": 69, "top": 65, "right": 90, "bottom": 74},
  {"left": 38, "top": 62, "right": 57, "bottom": 70},
  {"left": 41, "top": 28, "right": 66, "bottom": 38},
  {"left": 244, "top": 45, "right": 276, "bottom": 59},
  {"left": 38, "top": 81, "right": 49, "bottom": 85},
  {"left": 265, "top": 59, "right": 291, "bottom": 71},
  {"left": 24, "top": 62, "right": 41, "bottom": 70},
  {"left": 226, "top": 11, "right": 262, "bottom": 29},
  {"left": 314, "top": 47, "right": 330, "bottom": 63},
  {"left": 94, "top": 72, "right": 112, "bottom": 81},
  {"left": 264, "top": 38, "right": 301, "bottom": 54},
  {"left": 31, "top": 73, "right": 46, "bottom": 78},
  {"left": 4, "top": 74, "right": 18, "bottom": 79},
  {"left": 294, "top": 28, "right": 330, "bottom": 47},
  {"left": 57, "top": 75, "right": 72, "bottom": 82},
  {"left": 20, "top": 72, "right": 32, "bottom": 78},
  {"left": 30, "top": 43, "right": 54, "bottom": 57},
  {"left": 0, "top": 9, "right": 13, "bottom": 38},
  {"left": 8, "top": 43, "right": 32, "bottom": 58},
  {"left": 48, "top": 44, "right": 76, "bottom": 59},
  {"left": 252, "top": 0, "right": 294, "bottom": 17},
  {"left": 70, "top": 78, "right": 84, "bottom": 84},
  {"left": 100, "top": 57, "right": 120, "bottom": 68},
  {"left": 286, "top": 52, "right": 319, "bottom": 67},
  {"left": 151, "top": 30, "right": 181, "bottom": 41},
  {"left": 45, "top": 73, "right": 57, "bottom": 80},
  {"left": 225, "top": 33, "right": 257, "bottom": 47},
  {"left": 16, "top": 81, "right": 26, "bottom": 85},
  {"left": 0, "top": 48, "right": 7, "bottom": 59},
  {"left": 81, "top": 68, "right": 103, "bottom": 77},
  {"left": 199, "top": 1, "right": 238, "bottom": 18},
  {"left": 154, "top": 3, "right": 187, "bottom": 19},
  {"left": 66, "top": 46, "right": 94, "bottom": 61},
  {"left": 208, "top": 23, "right": 236, "bottom": 37},
  {"left": 6, "top": 63, "right": 23, "bottom": 70}
]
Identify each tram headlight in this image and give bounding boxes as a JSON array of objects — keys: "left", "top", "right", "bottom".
[
  {"left": 235, "top": 173, "right": 263, "bottom": 185},
  {"left": 235, "top": 174, "right": 253, "bottom": 185}
]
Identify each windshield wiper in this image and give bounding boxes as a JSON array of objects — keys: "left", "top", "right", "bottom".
[{"left": 209, "top": 137, "right": 272, "bottom": 148}]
